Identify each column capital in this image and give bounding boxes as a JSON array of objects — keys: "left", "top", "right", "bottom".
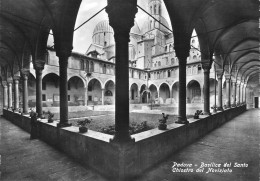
[
  {"left": 217, "top": 74, "right": 223, "bottom": 79},
  {"left": 202, "top": 62, "right": 212, "bottom": 72},
  {"left": 21, "top": 69, "right": 30, "bottom": 77},
  {"left": 7, "top": 78, "right": 13, "bottom": 84},
  {"left": 2, "top": 81, "right": 7, "bottom": 86},
  {"left": 56, "top": 46, "right": 72, "bottom": 58},
  {"left": 106, "top": 0, "right": 137, "bottom": 39},
  {"left": 33, "top": 60, "right": 45, "bottom": 71},
  {"left": 224, "top": 74, "right": 231, "bottom": 81},
  {"left": 13, "top": 76, "right": 20, "bottom": 81},
  {"left": 174, "top": 43, "right": 190, "bottom": 61}
]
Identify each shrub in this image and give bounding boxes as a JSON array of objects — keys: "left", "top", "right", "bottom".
[{"left": 99, "top": 121, "right": 151, "bottom": 135}]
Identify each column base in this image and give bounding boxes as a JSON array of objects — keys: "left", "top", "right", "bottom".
[
  {"left": 203, "top": 111, "right": 211, "bottom": 116},
  {"left": 175, "top": 116, "right": 189, "bottom": 124},
  {"left": 13, "top": 109, "right": 19, "bottom": 113},
  {"left": 110, "top": 132, "right": 135, "bottom": 143},
  {"left": 217, "top": 107, "right": 224, "bottom": 111},
  {"left": 57, "top": 122, "right": 72, "bottom": 128},
  {"left": 22, "top": 112, "right": 29, "bottom": 116}
]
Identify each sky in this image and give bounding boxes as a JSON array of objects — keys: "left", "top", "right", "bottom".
[{"left": 47, "top": 0, "right": 172, "bottom": 54}]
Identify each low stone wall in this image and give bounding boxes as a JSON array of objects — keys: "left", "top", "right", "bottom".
[{"left": 3, "top": 105, "right": 246, "bottom": 181}]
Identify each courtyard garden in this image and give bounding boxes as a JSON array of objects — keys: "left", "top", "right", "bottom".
[{"left": 43, "top": 110, "right": 193, "bottom": 135}]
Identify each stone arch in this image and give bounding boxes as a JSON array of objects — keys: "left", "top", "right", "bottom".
[
  {"left": 68, "top": 75, "right": 86, "bottom": 88},
  {"left": 172, "top": 81, "right": 179, "bottom": 103},
  {"left": 140, "top": 84, "right": 148, "bottom": 103},
  {"left": 159, "top": 83, "right": 170, "bottom": 104},
  {"left": 42, "top": 71, "right": 59, "bottom": 79},
  {"left": 42, "top": 73, "right": 60, "bottom": 107},
  {"left": 87, "top": 78, "right": 102, "bottom": 105},
  {"left": 104, "top": 80, "right": 115, "bottom": 105},
  {"left": 187, "top": 80, "right": 201, "bottom": 104},
  {"left": 149, "top": 84, "right": 158, "bottom": 102},
  {"left": 130, "top": 83, "right": 138, "bottom": 103},
  {"left": 68, "top": 76, "right": 86, "bottom": 106}
]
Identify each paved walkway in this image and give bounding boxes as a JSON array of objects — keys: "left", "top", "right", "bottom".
[
  {"left": 136, "top": 108, "right": 260, "bottom": 181},
  {"left": 0, "top": 109, "right": 259, "bottom": 181},
  {"left": 0, "top": 117, "right": 107, "bottom": 181}
]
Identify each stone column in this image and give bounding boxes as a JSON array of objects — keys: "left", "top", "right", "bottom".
[
  {"left": 7, "top": 79, "right": 13, "bottom": 110},
  {"left": 101, "top": 89, "right": 105, "bottom": 105},
  {"left": 217, "top": 75, "right": 223, "bottom": 111},
  {"left": 175, "top": 49, "right": 189, "bottom": 124},
  {"left": 231, "top": 81, "right": 236, "bottom": 107},
  {"left": 13, "top": 76, "right": 20, "bottom": 112},
  {"left": 202, "top": 62, "right": 211, "bottom": 115},
  {"left": 2, "top": 81, "right": 8, "bottom": 109},
  {"left": 106, "top": 0, "right": 137, "bottom": 142},
  {"left": 237, "top": 83, "right": 241, "bottom": 104},
  {"left": 84, "top": 87, "right": 88, "bottom": 106},
  {"left": 225, "top": 75, "right": 231, "bottom": 108},
  {"left": 241, "top": 84, "right": 244, "bottom": 103},
  {"left": 21, "top": 70, "right": 29, "bottom": 115},
  {"left": 57, "top": 51, "right": 71, "bottom": 128},
  {"left": 244, "top": 86, "right": 247, "bottom": 103},
  {"left": 35, "top": 68, "right": 43, "bottom": 118}
]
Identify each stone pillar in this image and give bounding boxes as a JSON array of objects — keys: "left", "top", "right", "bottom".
[
  {"left": 7, "top": 79, "right": 13, "bottom": 110},
  {"left": 231, "top": 81, "right": 236, "bottom": 107},
  {"left": 84, "top": 87, "right": 88, "bottom": 106},
  {"left": 225, "top": 75, "right": 231, "bottom": 108},
  {"left": 175, "top": 49, "right": 189, "bottom": 124},
  {"left": 35, "top": 68, "right": 43, "bottom": 118},
  {"left": 217, "top": 75, "right": 223, "bottom": 111},
  {"left": 202, "top": 62, "right": 211, "bottom": 115},
  {"left": 244, "top": 85, "right": 246, "bottom": 104},
  {"left": 237, "top": 83, "right": 241, "bottom": 104},
  {"left": 2, "top": 81, "right": 8, "bottom": 109},
  {"left": 57, "top": 51, "right": 71, "bottom": 128},
  {"left": 13, "top": 76, "right": 20, "bottom": 112},
  {"left": 101, "top": 89, "right": 105, "bottom": 105},
  {"left": 106, "top": 0, "right": 137, "bottom": 142},
  {"left": 241, "top": 84, "right": 244, "bottom": 103},
  {"left": 21, "top": 70, "right": 29, "bottom": 115}
]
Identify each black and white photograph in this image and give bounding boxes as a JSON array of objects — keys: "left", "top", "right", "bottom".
[{"left": 0, "top": 0, "right": 259, "bottom": 180}]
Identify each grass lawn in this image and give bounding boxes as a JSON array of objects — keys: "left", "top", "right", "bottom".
[{"left": 52, "top": 111, "right": 193, "bottom": 134}]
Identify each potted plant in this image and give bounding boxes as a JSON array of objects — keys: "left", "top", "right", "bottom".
[
  {"left": 47, "top": 111, "right": 54, "bottom": 123},
  {"left": 158, "top": 113, "right": 168, "bottom": 130},
  {"left": 77, "top": 118, "right": 92, "bottom": 133},
  {"left": 194, "top": 110, "right": 203, "bottom": 119}
]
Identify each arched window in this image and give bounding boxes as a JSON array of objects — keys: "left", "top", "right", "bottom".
[
  {"left": 158, "top": 5, "right": 161, "bottom": 15},
  {"left": 158, "top": 61, "right": 161, "bottom": 66},
  {"left": 85, "top": 60, "right": 89, "bottom": 72},
  {"left": 81, "top": 60, "right": 84, "bottom": 70},
  {"left": 105, "top": 90, "right": 113, "bottom": 96},
  {"left": 154, "top": 5, "right": 156, "bottom": 14},
  {"left": 150, "top": 6, "right": 152, "bottom": 13},
  {"left": 169, "top": 44, "right": 172, "bottom": 52},
  {"left": 103, "top": 64, "right": 107, "bottom": 74},
  {"left": 90, "top": 61, "right": 94, "bottom": 72},
  {"left": 150, "top": 20, "right": 153, "bottom": 29},
  {"left": 165, "top": 46, "right": 168, "bottom": 52},
  {"left": 193, "top": 55, "right": 197, "bottom": 61},
  {"left": 171, "top": 58, "right": 174, "bottom": 64}
]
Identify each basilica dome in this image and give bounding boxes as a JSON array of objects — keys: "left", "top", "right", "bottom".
[{"left": 92, "top": 20, "right": 141, "bottom": 47}]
